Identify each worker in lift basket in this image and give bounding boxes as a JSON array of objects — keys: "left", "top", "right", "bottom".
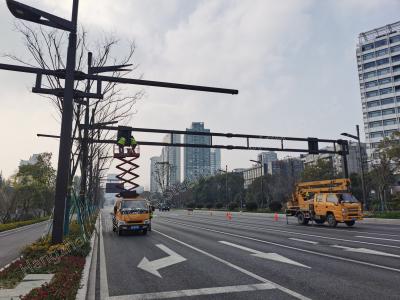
[
  {"left": 126, "top": 136, "right": 138, "bottom": 156},
  {"left": 117, "top": 136, "right": 126, "bottom": 154}
]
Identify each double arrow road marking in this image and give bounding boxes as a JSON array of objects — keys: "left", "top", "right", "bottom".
[
  {"left": 331, "top": 245, "right": 400, "bottom": 258},
  {"left": 220, "top": 241, "right": 310, "bottom": 268},
  {"left": 137, "top": 244, "right": 187, "bottom": 278}
]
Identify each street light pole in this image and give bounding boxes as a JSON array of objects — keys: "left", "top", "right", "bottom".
[
  {"left": 250, "top": 159, "right": 264, "bottom": 208},
  {"left": 341, "top": 125, "right": 368, "bottom": 210},
  {"left": 52, "top": 0, "right": 79, "bottom": 244},
  {"left": 356, "top": 125, "right": 368, "bottom": 211}
]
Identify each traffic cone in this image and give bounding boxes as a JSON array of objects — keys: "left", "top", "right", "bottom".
[
  {"left": 274, "top": 212, "right": 279, "bottom": 221},
  {"left": 228, "top": 212, "right": 232, "bottom": 221}
]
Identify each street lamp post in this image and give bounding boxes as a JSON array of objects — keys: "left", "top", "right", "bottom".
[
  {"left": 6, "top": 0, "right": 80, "bottom": 244},
  {"left": 341, "top": 125, "right": 368, "bottom": 210},
  {"left": 218, "top": 165, "right": 229, "bottom": 207}
]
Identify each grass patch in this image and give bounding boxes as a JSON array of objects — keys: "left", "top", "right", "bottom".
[
  {"left": 0, "top": 217, "right": 49, "bottom": 232},
  {"left": 368, "top": 211, "right": 400, "bottom": 219}
]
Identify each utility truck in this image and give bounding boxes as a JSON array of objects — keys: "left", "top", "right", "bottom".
[
  {"left": 286, "top": 179, "right": 363, "bottom": 227},
  {"left": 112, "top": 191, "right": 154, "bottom": 236}
]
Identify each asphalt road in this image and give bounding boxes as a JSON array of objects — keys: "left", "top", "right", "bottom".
[
  {"left": 0, "top": 221, "right": 49, "bottom": 268},
  {"left": 98, "top": 208, "right": 400, "bottom": 300}
]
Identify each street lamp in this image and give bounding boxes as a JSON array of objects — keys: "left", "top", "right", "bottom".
[
  {"left": 341, "top": 125, "right": 368, "bottom": 210},
  {"left": 7, "top": 0, "right": 80, "bottom": 244},
  {"left": 250, "top": 159, "right": 264, "bottom": 208}
]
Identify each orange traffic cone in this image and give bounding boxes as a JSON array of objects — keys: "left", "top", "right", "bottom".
[{"left": 274, "top": 212, "right": 279, "bottom": 221}]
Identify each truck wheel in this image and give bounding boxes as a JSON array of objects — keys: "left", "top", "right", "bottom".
[
  {"left": 117, "top": 228, "right": 122, "bottom": 236},
  {"left": 345, "top": 220, "right": 355, "bottom": 227},
  {"left": 142, "top": 229, "right": 148, "bottom": 235},
  {"left": 327, "top": 214, "right": 337, "bottom": 227},
  {"left": 297, "top": 213, "right": 309, "bottom": 225}
]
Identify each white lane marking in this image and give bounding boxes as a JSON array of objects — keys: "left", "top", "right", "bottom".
[
  {"left": 355, "top": 236, "right": 400, "bottom": 242},
  {"left": 289, "top": 238, "right": 319, "bottom": 245},
  {"left": 164, "top": 217, "right": 400, "bottom": 249},
  {"left": 220, "top": 241, "right": 310, "bottom": 268},
  {"left": 176, "top": 213, "right": 400, "bottom": 237},
  {"left": 0, "top": 220, "right": 49, "bottom": 237},
  {"left": 152, "top": 230, "right": 311, "bottom": 300},
  {"left": 332, "top": 245, "right": 400, "bottom": 258},
  {"left": 100, "top": 213, "right": 110, "bottom": 300},
  {"left": 137, "top": 244, "right": 186, "bottom": 278},
  {"left": 160, "top": 219, "right": 400, "bottom": 273},
  {"left": 107, "top": 283, "right": 274, "bottom": 300}
]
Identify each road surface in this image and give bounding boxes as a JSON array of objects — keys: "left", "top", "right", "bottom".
[
  {"left": 97, "top": 208, "right": 400, "bottom": 299},
  {"left": 0, "top": 221, "right": 49, "bottom": 268}
]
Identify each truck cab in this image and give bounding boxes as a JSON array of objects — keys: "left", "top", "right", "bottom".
[{"left": 112, "top": 192, "right": 154, "bottom": 235}]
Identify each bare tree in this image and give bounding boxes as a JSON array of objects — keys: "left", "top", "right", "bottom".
[{"left": 4, "top": 23, "right": 145, "bottom": 205}]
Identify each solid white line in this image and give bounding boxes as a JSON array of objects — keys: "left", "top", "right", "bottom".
[
  {"left": 0, "top": 220, "right": 49, "bottom": 237},
  {"left": 100, "top": 213, "right": 109, "bottom": 300},
  {"left": 163, "top": 217, "right": 400, "bottom": 249},
  {"left": 177, "top": 213, "right": 400, "bottom": 237},
  {"left": 160, "top": 219, "right": 400, "bottom": 273},
  {"left": 289, "top": 238, "right": 319, "bottom": 245},
  {"left": 150, "top": 230, "right": 311, "bottom": 300},
  {"left": 355, "top": 236, "right": 400, "bottom": 242},
  {"left": 107, "top": 283, "right": 274, "bottom": 300}
]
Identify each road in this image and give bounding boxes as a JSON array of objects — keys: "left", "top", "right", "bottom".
[
  {"left": 0, "top": 221, "right": 49, "bottom": 268},
  {"left": 98, "top": 208, "right": 400, "bottom": 300}
]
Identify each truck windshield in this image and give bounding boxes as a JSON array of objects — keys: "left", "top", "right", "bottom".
[
  {"left": 338, "top": 193, "right": 358, "bottom": 203},
  {"left": 121, "top": 200, "right": 148, "bottom": 210}
]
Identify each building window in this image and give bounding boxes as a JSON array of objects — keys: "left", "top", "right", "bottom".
[
  {"left": 385, "top": 129, "right": 397, "bottom": 137},
  {"left": 367, "top": 100, "right": 380, "bottom": 107},
  {"left": 396, "top": 85, "right": 400, "bottom": 92},
  {"left": 370, "top": 131, "right": 384, "bottom": 138},
  {"left": 362, "top": 52, "right": 375, "bottom": 60},
  {"left": 379, "top": 87, "right": 393, "bottom": 95},
  {"left": 377, "top": 58, "right": 389, "bottom": 66},
  {"left": 369, "top": 120, "right": 382, "bottom": 128},
  {"left": 382, "top": 108, "right": 396, "bottom": 115},
  {"left": 365, "top": 80, "right": 378, "bottom": 88},
  {"left": 383, "top": 118, "right": 397, "bottom": 126},
  {"left": 381, "top": 97, "right": 394, "bottom": 105},
  {"left": 394, "top": 75, "right": 400, "bottom": 82},
  {"left": 377, "top": 67, "right": 390, "bottom": 75},
  {"left": 393, "top": 65, "right": 400, "bottom": 73},
  {"left": 363, "top": 61, "right": 376, "bottom": 69},
  {"left": 363, "top": 71, "right": 376, "bottom": 79},
  {"left": 391, "top": 45, "right": 400, "bottom": 53},
  {"left": 366, "top": 90, "right": 379, "bottom": 98},
  {"left": 379, "top": 77, "right": 392, "bottom": 85},
  {"left": 390, "top": 35, "right": 400, "bottom": 44},
  {"left": 362, "top": 43, "right": 374, "bottom": 51},
  {"left": 392, "top": 55, "right": 400, "bottom": 63},
  {"left": 375, "top": 39, "right": 387, "bottom": 48},
  {"left": 376, "top": 48, "right": 389, "bottom": 57},
  {"left": 326, "top": 194, "right": 339, "bottom": 204},
  {"left": 368, "top": 110, "right": 381, "bottom": 118},
  {"left": 370, "top": 142, "right": 380, "bottom": 149}
]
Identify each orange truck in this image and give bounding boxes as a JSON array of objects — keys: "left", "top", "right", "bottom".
[
  {"left": 286, "top": 178, "right": 363, "bottom": 227},
  {"left": 112, "top": 191, "right": 154, "bottom": 235}
]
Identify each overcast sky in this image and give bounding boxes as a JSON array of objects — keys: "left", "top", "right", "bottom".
[{"left": 1, "top": 0, "right": 400, "bottom": 189}]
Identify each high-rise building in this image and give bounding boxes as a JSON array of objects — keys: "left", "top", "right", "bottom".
[
  {"left": 210, "top": 149, "right": 221, "bottom": 175},
  {"left": 184, "top": 122, "right": 211, "bottom": 181},
  {"left": 356, "top": 21, "right": 400, "bottom": 160},
  {"left": 150, "top": 156, "right": 162, "bottom": 193},
  {"left": 258, "top": 151, "right": 277, "bottom": 165},
  {"left": 161, "top": 134, "right": 181, "bottom": 185}
]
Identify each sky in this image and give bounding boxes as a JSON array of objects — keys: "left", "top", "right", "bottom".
[{"left": 0, "top": 0, "right": 400, "bottom": 189}]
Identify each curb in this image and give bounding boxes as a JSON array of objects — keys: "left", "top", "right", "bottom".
[
  {"left": 0, "top": 255, "right": 23, "bottom": 273},
  {"left": 75, "top": 216, "right": 100, "bottom": 300},
  {"left": 361, "top": 218, "right": 400, "bottom": 225}
]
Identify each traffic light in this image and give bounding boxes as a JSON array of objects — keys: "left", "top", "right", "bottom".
[{"left": 308, "top": 138, "right": 319, "bottom": 154}]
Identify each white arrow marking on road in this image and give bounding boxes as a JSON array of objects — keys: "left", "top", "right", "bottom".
[
  {"left": 289, "top": 238, "right": 318, "bottom": 245},
  {"left": 137, "top": 244, "right": 186, "bottom": 278},
  {"left": 331, "top": 245, "right": 400, "bottom": 258},
  {"left": 219, "top": 241, "right": 310, "bottom": 268}
]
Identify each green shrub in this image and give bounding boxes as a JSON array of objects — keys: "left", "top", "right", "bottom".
[
  {"left": 245, "top": 201, "right": 258, "bottom": 211},
  {"left": 215, "top": 203, "right": 223, "bottom": 209},
  {"left": 0, "top": 217, "right": 49, "bottom": 233},
  {"left": 269, "top": 201, "right": 283, "bottom": 212},
  {"left": 206, "top": 203, "right": 213, "bottom": 209},
  {"left": 228, "top": 202, "right": 238, "bottom": 211},
  {"left": 186, "top": 202, "right": 195, "bottom": 209},
  {"left": 196, "top": 203, "right": 204, "bottom": 209}
]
